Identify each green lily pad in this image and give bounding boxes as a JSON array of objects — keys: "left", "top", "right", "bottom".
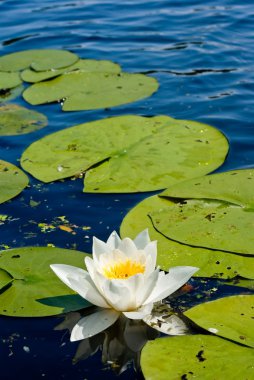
[
  {"left": 150, "top": 200, "right": 254, "bottom": 255},
  {"left": 0, "top": 104, "right": 48, "bottom": 135},
  {"left": 161, "top": 169, "right": 254, "bottom": 209},
  {"left": 21, "top": 58, "right": 121, "bottom": 83},
  {"left": 184, "top": 295, "right": 254, "bottom": 347},
  {"left": 0, "top": 160, "right": 29, "bottom": 203},
  {"left": 0, "top": 247, "right": 91, "bottom": 316},
  {"left": 0, "top": 72, "right": 22, "bottom": 90},
  {"left": 0, "top": 84, "right": 24, "bottom": 103},
  {"left": 21, "top": 115, "right": 228, "bottom": 192},
  {"left": 120, "top": 195, "right": 254, "bottom": 278},
  {"left": 0, "top": 49, "right": 79, "bottom": 72},
  {"left": 141, "top": 335, "right": 254, "bottom": 380},
  {"left": 23, "top": 71, "right": 159, "bottom": 111}
]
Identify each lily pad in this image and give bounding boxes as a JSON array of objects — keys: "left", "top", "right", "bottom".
[
  {"left": 0, "top": 160, "right": 29, "bottom": 203},
  {"left": 23, "top": 71, "right": 159, "bottom": 111},
  {"left": 0, "top": 49, "right": 79, "bottom": 72},
  {"left": 21, "top": 58, "right": 121, "bottom": 83},
  {"left": 0, "top": 104, "right": 48, "bottom": 135},
  {"left": 21, "top": 115, "right": 228, "bottom": 192},
  {"left": 150, "top": 200, "right": 254, "bottom": 255},
  {"left": 120, "top": 195, "right": 254, "bottom": 278},
  {"left": 184, "top": 295, "right": 254, "bottom": 347},
  {"left": 161, "top": 169, "right": 254, "bottom": 209},
  {"left": 141, "top": 335, "right": 254, "bottom": 380},
  {"left": 0, "top": 247, "right": 91, "bottom": 316},
  {"left": 0, "top": 71, "right": 22, "bottom": 90},
  {"left": 0, "top": 84, "right": 24, "bottom": 103}
]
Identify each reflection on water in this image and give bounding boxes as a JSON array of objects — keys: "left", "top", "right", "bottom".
[{"left": 56, "top": 311, "right": 159, "bottom": 376}]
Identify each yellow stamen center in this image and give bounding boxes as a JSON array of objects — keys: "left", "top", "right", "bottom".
[{"left": 103, "top": 259, "right": 145, "bottom": 279}]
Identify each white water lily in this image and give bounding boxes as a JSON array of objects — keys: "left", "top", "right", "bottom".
[{"left": 50, "top": 229, "right": 198, "bottom": 341}]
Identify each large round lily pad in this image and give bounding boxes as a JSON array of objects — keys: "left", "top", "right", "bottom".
[
  {"left": 21, "top": 58, "right": 121, "bottom": 83},
  {"left": 161, "top": 169, "right": 254, "bottom": 209},
  {"left": 150, "top": 200, "right": 254, "bottom": 255},
  {"left": 141, "top": 335, "right": 254, "bottom": 380},
  {"left": 0, "top": 247, "right": 91, "bottom": 317},
  {"left": 120, "top": 195, "right": 254, "bottom": 279},
  {"left": 184, "top": 295, "right": 254, "bottom": 348},
  {"left": 21, "top": 115, "right": 228, "bottom": 192},
  {"left": 0, "top": 71, "right": 22, "bottom": 90},
  {"left": 0, "top": 160, "right": 29, "bottom": 203},
  {"left": 0, "top": 49, "right": 79, "bottom": 72},
  {"left": 0, "top": 104, "right": 48, "bottom": 135},
  {"left": 23, "top": 71, "right": 159, "bottom": 111}
]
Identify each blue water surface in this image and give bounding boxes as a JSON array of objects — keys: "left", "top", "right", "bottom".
[{"left": 0, "top": 0, "right": 254, "bottom": 379}]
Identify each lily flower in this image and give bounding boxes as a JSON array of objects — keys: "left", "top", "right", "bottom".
[{"left": 50, "top": 230, "right": 198, "bottom": 341}]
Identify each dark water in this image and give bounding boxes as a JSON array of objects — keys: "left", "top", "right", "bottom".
[{"left": 0, "top": 0, "right": 254, "bottom": 379}]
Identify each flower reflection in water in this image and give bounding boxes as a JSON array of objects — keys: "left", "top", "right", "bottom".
[{"left": 55, "top": 302, "right": 189, "bottom": 376}]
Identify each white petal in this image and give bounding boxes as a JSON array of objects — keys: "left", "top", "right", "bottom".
[
  {"left": 123, "top": 303, "right": 154, "bottom": 320},
  {"left": 106, "top": 230, "right": 121, "bottom": 249},
  {"left": 92, "top": 236, "right": 111, "bottom": 260},
  {"left": 67, "top": 275, "right": 110, "bottom": 308},
  {"left": 143, "top": 241, "right": 157, "bottom": 275},
  {"left": 144, "top": 266, "right": 199, "bottom": 304},
  {"left": 101, "top": 275, "right": 144, "bottom": 311},
  {"left": 50, "top": 264, "right": 89, "bottom": 289},
  {"left": 50, "top": 264, "right": 110, "bottom": 308},
  {"left": 71, "top": 309, "right": 120, "bottom": 341},
  {"left": 85, "top": 256, "right": 107, "bottom": 294},
  {"left": 136, "top": 268, "right": 160, "bottom": 306},
  {"left": 85, "top": 256, "right": 97, "bottom": 282},
  {"left": 133, "top": 229, "right": 151, "bottom": 249},
  {"left": 144, "top": 240, "right": 157, "bottom": 259},
  {"left": 117, "top": 237, "right": 138, "bottom": 257}
]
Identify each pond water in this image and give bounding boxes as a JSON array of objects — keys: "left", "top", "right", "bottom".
[{"left": 0, "top": 0, "right": 254, "bottom": 379}]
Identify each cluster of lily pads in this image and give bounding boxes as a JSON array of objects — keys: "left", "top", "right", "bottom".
[
  {"left": 0, "top": 48, "right": 253, "bottom": 379},
  {"left": 0, "top": 49, "right": 158, "bottom": 111}
]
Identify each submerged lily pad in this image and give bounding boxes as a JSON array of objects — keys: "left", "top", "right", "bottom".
[
  {"left": 21, "top": 58, "right": 121, "bottom": 83},
  {"left": 0, "top": 160, "right": 29, "bottom": 203},
  {"left": 0, "top": 247, "right": 91, "bottom": 316},
  {"left": 0, "top": 104, "right": 48, "bottom": 135},
  {"left": 0, "top": 71, "right": 22, "bottom": 90},
  {"left": 21, "top": 115, "right": 228, "bottom": 192},
  {"left": 150, "top": 200, "right": 254, "bottom": 255},
  {"left": 120, "top": 195, "right": 254, "bottom": 278},
  {"left": 141, "top": 335, "right": 254, "bottom": 380},
  {"left": 184, "top": 295, "right": 254, "bottom": 348},
  {"left": 23, "top": 71, "right": 159, "bottom": 111},
  {"left": 0, "top": 84, "right": 24, "bottom": 103},
  {"left": 0, "top": 49, "right": 79, "bottom": 72}
]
